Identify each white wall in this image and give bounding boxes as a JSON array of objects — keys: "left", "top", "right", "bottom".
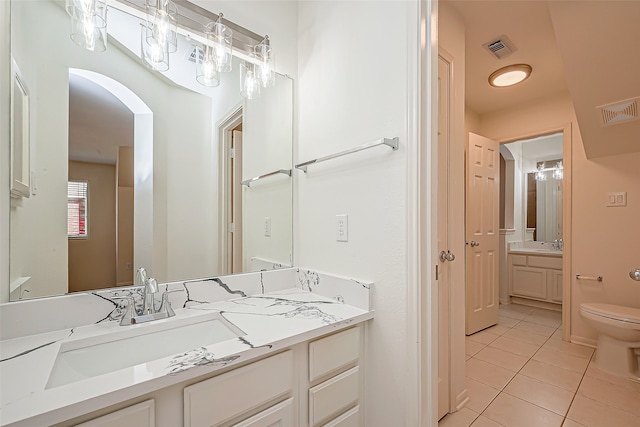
[
  {"left": 297, "top": 1, "right": 416, "bottom": 424},
  {"left": 1, "top": 0, "right": 11, "bottom": 303}
]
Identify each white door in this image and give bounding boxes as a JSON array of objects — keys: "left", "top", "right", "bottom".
[
  {"left": 465, "top": 133, "right": 500, "bottom": 335},
  {"left": 437, "top": 55, "right": 451, "bottom": 420},
  {"left": 231, "top": 130, "right": 243, "bottom": 273}
]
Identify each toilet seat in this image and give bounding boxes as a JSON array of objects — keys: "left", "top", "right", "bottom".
[{"left": 580, "top": 303, "right": 640, "bottom": 325}]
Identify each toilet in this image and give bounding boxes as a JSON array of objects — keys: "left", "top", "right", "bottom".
[{"left": 579, "top": 303, "right": 640, "bottom": 381}]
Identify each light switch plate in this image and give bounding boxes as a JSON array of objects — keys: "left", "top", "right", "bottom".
[
  {"left": 264, "top": 217, "right": 271, "bottom": 237},
  {"left": 336, "top": 214, "right": 348, "bottom": 242},
  {"left": 606, "top": 192, "right": 627, "bottom": 207}
]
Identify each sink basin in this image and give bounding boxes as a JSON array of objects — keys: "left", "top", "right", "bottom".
[{"left": 46, "top": 312, "right": 243, "bottom": 389}]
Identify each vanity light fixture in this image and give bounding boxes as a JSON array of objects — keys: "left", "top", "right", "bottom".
[
  {"left": 533, "top": 161, "right": 563, "bottom": 181},
  {"left": 489, "top": 64, "right": 532, "bottom": 88},
  {"left": 66, "top": 0, "right": 108, "bottom": 52},
  {"left": 145, "top": 0, "right": 178, "bottom": 54},
  {"left": 141, "top": 22, "right": 170, "bottom": 71},
  {"left": 206, "top": 13, "right": 233, "bottom": 73}
]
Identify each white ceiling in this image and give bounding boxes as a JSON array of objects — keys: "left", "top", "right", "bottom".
[
  {"left": 448, "top": 0, "right": 640, "bottom": 158},
  {"left": 449, "top": 0, "right": 569, "bottom": 116}
]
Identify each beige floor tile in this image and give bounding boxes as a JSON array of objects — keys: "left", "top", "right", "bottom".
[
  {"left": 532, "top": 348, "right": 590, "bottom": 374},
  {"left": 567, "top": 395, "right": 640, "bottom": 427},
  {"left": 467, "top": 330, "right": 500, "bottom": 345},
  {"left": 524, "top": 310, "right": 562, "bottom": 328},
  {"left": 489, "top": 336, "right": 540, "bottom": 358},
  {"left": 439, "top": 407, "right": 479, "bottom": 427},
  {"left": 466, "top": 358, "right": 516, "bottom": 390},
  {"left": 465, "top": 378, "right": 501, "bottom": 413},
  {"left": 484, "top": 324, "right": 512, "bottom": 336},
  {"left": 483, "top": 393, "right": 564, "bottom": 427},
  {"left": 519, "top": 359, "right": 583, "bottom": 392},
  {"left": 503, "top": 328, "right": 549, "bottom": 346},
  {"left": 585, "top": 362, "right": 640, "bottom": 393},
  {"left": 471, "top": 415, "right": 504, "bottom": 427},
  {"left": 503, "top": 374, "right": 574, "bottom": 416},
  {"left": 474, "top": 346, "right": 530, "bottom": 372},
  {"left": 577, "top": 375, "right": 640, "bottom": 417},
  {"left": 498, "top": 316, "right": 520, "bottom": 328},
  {"left": 466, "top": 337, "right": 487, "bottom": 356},
  {"left": 499, "top": 307, "right": 531, "bottom": 320},
  {"left": 542, "top": 339, "right": 594, "bottom": 359},
  {"left": 561, "top": 419, "right": 586, "bottom": 427},
  {"left": 512, "top": 321, "right": 557, "bottom": 337}
]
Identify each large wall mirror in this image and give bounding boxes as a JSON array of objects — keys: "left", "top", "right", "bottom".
[
  {"left": 504, "top": 133, "right": 563, "bottom": 244},
  {"left": 8, "top": 0, "right": 293, "bottom": 301}
]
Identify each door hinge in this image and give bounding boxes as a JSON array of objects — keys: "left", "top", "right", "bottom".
[
  {"left": 229, "top": 148, "right": 236, "bottom": 159},
  {"left": 435, "top": 265, "right": 439, "bottom": 281},
  {"left": 228, "top": 222, "right": 235, "bottom": 233}
]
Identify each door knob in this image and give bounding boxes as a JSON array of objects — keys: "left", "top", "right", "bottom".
[
  {"left": 439, "top": 250, "right": 456, "bottom": 262},
  {"left": 470, "top": 241, "right": 480, "bottom": 247}
]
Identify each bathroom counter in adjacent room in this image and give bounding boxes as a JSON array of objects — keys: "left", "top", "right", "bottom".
[{"left": 0, "top": 269, "right": 373, "bottom": 427}]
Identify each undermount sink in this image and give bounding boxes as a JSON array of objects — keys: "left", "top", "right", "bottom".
[{"left": 46, "top": 311, "right": 244, "bottom": 389}]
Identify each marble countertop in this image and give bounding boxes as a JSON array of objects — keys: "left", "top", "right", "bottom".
[
  {"left": 508, "top": 248, "right": 563, "bottom": 256},
  {"left": 0, "top": 288, "right": 373, "bottom": 427}
]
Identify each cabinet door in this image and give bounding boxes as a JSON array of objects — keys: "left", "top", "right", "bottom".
[
  {"left": 74, "top": 400, "right": 154, "bottom": 427},
  {"left": 309, "top": 367, "right": 359, "bottom": 426},
  {"left": 232, "top": 398, "right": 295, "bottom": 427},
  {"left": 548, "top": 270, "right": 563, "bottom": 303},
  {"left": 321, "top": 406, "right": 360, "bottom": 427},
  {"left": 511, "top": 266, "right": 547, "bottom": 299}
]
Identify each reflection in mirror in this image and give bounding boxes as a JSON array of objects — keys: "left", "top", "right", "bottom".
[
  {"left": 8, "top": 0, "right": 293, "bottom": 301},
  {"left": 503, "top": 132, "right": 563, "bottom": 243}
]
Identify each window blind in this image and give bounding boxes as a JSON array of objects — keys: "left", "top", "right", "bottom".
[{"left": 68, "top": 181, "right": 88, "bottom": 238}]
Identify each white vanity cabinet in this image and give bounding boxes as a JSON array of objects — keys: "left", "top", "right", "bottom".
[
  {"left": 508, "top": 253, "right": 563, "bottom": 306},
  {"left": 307, "top": 327, "right": 363, "bottom": 427},
  {"left": 74, "top": 400, "right": 155, "bottom": 427}
]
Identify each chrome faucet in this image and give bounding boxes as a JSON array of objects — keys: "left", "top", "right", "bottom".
[{"left": 114, "top": 268, "right": 184, "bottom": 326}]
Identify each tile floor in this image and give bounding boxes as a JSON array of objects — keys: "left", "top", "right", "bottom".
[{"left": 438, "top": 303, "right": 640, "bottom": 427}]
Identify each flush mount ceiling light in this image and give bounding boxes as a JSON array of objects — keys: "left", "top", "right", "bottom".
[{"left": 489, "top": 64, "right": 532, "bottom": 88}]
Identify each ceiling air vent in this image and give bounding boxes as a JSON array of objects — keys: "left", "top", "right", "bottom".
[
  {"left": 483, "top": 36, "right": 517, "bottom": 60},
  {"left": 598, "top": 97, "right": 640, "bottom": 126}
]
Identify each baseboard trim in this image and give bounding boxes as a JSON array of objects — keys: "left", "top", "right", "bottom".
[
  {"left": 454, "top": 389, "right": 469, "bottom": 411},
  {"left": 570, "top": 335, "right": 597, "bottom": 348},
  {"left": 510, "top": 296, "right": 562, "bottom": 312}
]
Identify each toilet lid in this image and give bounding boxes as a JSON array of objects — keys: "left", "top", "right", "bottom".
[{"left": 581, "top": 303, "right": 640, "bottom": 324}]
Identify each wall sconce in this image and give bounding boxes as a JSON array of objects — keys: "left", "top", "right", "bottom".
[{"left": 66, "top": 0, "right": 108, "bottom": 52}]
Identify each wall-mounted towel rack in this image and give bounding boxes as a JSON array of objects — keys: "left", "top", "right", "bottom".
[
  {"left": 295, "top": 137, "right": 399, "bottom": 173},
  {"left": 241, "top": 169, "right": 291, "bottom": 187},
  {"left": 576, "top": 274, "right": 603, "bottom": 282}
]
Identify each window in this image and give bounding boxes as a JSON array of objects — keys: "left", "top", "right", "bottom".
[{"left": 68, "top": 181, "right": 88, "bottom": 238}]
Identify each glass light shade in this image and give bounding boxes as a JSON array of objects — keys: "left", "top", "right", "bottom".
[
  {"left": 141, "top": 22, "right": 169, "bottom": 71},
  {"left": 553, "top": 162, "right": 563, "bottom": 180},
  {"left": 240, "top": 61, "right": 261, "bottom": 100},
  {"left": 145, "top": 0, "right": 178, "bottom": 54},
  {"left": 195, "top": 45, "right": 221, "bottom": 87},
  {"left": 254, "top": 40, "right": 275, "bottom": 88},
  {"left": 489, "top": 64, "right": 532, "bottom": 87},
  {"left": 69, "top": 0, "right": 107, "bottom": 52},
  {"left": 205, "top": 20, "right": 233, "bottom": 73},
  {"left": 535, "top": 165, "right": 547, "bottom": 182}
]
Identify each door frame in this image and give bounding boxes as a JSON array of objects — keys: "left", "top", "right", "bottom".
[
  {"left": 497, "top": 124, "right": 572, "bottom": 340},
  {"left": 217, "top": 105, "right": 243, "bottom": 275}
]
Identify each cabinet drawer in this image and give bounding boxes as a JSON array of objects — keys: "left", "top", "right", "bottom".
[
  {"left": 321, "top": 406, "right": 361, "bottom": 427},
  {"left": 309, "top": 327, "right": 360, "bottom": 382},
  {"left": 512, "top": 267, "right": 547, "bottom": 299},
  {"left": 184, "top": 351, "right": 293, "bottom": 427},
  {"left": 510, "top": 255, "right": 527, "bottom": 266},
  {"left": 74, "top": 400, "right": 155, "bottom": 427},
  {"left": 231, "top": 398, "right": 295, "bottom": 427},
  {"left": 309, "top": 367, "right": 359, "bottom": 427},
  {"left": 527, "top": 256, "right": 562, "bottom": 270}
]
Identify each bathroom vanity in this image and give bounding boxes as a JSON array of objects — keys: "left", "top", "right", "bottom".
[
  {"left": 507, "top": 243, "right": 563, "bottom": 309},
  {"left": 0, "top": 268, "right": 373, "bottom": 427}
]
